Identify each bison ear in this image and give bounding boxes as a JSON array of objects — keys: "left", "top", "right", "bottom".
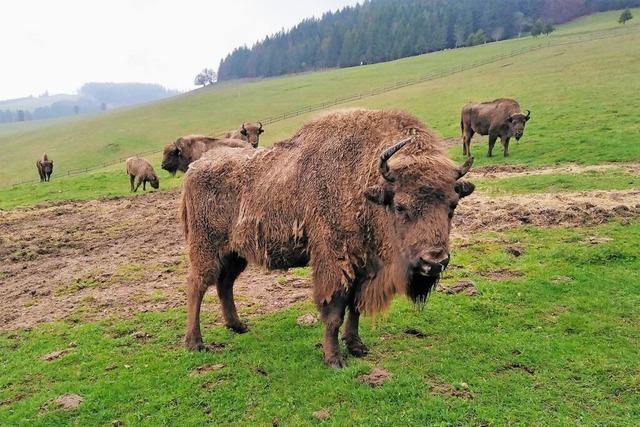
[
  {"left": 455, "top": 180, "right": 475, "bottom": 198},
  {"left": 364, "top": 185, "right": 394, "bottom": 206},
  {"left": 258, "top": 129, "right": 264, "bottom": 134}
]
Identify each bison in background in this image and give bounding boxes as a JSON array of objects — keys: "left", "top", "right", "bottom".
[
  {"left": 126, "top": 157, "right": 159, "bottom": 192},
  {"left": 180, "top": 109, "right": 475, "bottom": 367},
  {"left": 36, "top": 153, "right": 54, "bottom": 182},
  {"left": 161, "top": 135, "right": 251, "bottom": 175},
  {"left": 225, "top": 122, "right": 264, "bottom": 148},
  {"left": 461, "top": 98, "right": 531, "bottom": 157}
]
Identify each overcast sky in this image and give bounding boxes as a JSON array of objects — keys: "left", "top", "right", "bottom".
[{"left": 0, "top": 0, "right": 359, "bottom": 100}]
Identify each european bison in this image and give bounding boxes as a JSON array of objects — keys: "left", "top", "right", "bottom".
[
  {"left": 161, "top": 135, "right": 250, "bottom": 175},
  {"left": 126, "top": 157, "right": 159, "bottom": 191},
  {"left": 225, "top": 122, "right": 264, "bottom": 148},
  {"left": 36, "top": 153, "right": 54, "bottom": 182},
  {"left": 461, "top": 98, "right": 531, "bottom": 157},
  {"left": 180, "top": 109, "right": 475, "bottom": 367}
]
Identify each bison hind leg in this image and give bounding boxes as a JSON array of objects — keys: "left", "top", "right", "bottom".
[
  {"left": 185, "top": 260, "right": 221, "bottom": 351},
  {"left": 217, "top": 253, "right": 249, "bottom": 333},
  {"left": 319, "top": 292, "right": 349, "bottom": 368}
]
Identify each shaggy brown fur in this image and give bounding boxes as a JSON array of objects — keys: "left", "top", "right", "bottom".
[
  {"left": 161, "top": 135, "right": 251, "bottom": 175},
  {"left": 126, "top": 157, "right": 159, "bottom": 192},
  {"left": 461, "top": 98, "right": 531, "bottom": 157},
  {"left": 180, "top": 109, "right": 475, "bottom": 367},
  {"left": 36, "top": 153, "right": 54, "bottom": 182},
  {"left": 225, "top": 122, "right": 264, "bottom": 148}
]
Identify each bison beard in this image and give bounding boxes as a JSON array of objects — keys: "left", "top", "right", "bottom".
[{"left": 180, "top": 109, "right": 475, "bottom": 368}]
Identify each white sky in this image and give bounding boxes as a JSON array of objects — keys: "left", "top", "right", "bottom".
[{"left": 0, "top": 0, "right": 359, "bottom": 100}]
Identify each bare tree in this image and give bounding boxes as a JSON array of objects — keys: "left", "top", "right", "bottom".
[
  {"left": 194, "top": 68, "right": 217, "bottom": 87},
  {"left": 491, "top": 26, "right": 505, "bottom": 42}
]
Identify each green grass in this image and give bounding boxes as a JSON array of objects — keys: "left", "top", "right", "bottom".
[
  {"left": 0, "top": 157, "right": 181, "bottom": 210},
  {"left": 476, "top": 168, "right": 639, "bottom": 195},
  {"left": 1, "top": 222, "right": 638, "bottom": 425},
  {"left": 1, "top": 8, "right": 639, "bottom": 191}
]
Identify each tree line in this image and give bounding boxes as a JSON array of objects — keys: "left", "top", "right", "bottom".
[{"left": 217, "top": 0, "right": 640, "bottom": 81}]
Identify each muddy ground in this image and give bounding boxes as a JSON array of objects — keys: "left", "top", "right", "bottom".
[{"left": 1, "top": 185, "right": 639, "bottom": 331}]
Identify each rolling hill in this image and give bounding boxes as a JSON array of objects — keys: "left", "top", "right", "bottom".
[{"left": 0, "top": 8, "right": 638, "bottom": 201}]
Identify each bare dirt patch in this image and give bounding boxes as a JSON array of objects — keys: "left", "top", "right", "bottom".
[
  {"left": 41, "top": 348, "right": 74, "bottom": 361},
  {"left": 480, "top": 268, "right": 524, "bottom": 281},
  {"left": 0, "top": 190, "right": 311, "bottom": 332},
  {"left": 1, "top": 187, "right": 638, "bottom": 331},
  {"left": 495, "top": 362, "right": 535, "bottom": 375},
  {"left": 469, "top": 162, "right": 640, "bottom": 179},
  {"left": 357, "top": 368, "right": 391, "bottom": 387},
  {"left": 437, "top": 280, "right": 478, "bottom": 296},
  {"left": 453, "top": 189, "right": 640, "bottom": 236},
  {"left": 51, "top": 393, "right": 83, "bottom": 411}
]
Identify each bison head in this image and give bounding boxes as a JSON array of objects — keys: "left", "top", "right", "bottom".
[
  {"left": 240, "top": 122, "right": 264, "bottom": 148},
  {"left": 507, "top": 110, "right": 531, "bottom": 140},
  {"left": 149, "top": 174, "right": 160, "bottom": 189},
  {"left": 161, "top": 139, "right": 190, "bottom": 175},
  {"left": 364, "top": 138, "right": 475, "bottom": 303}
]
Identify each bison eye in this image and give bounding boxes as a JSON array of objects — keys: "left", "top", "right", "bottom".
[{"left": 395, "top": 204, "right": 407, "bottom": 214}]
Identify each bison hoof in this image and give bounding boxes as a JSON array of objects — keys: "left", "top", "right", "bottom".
[
  {"left": 324, "top": 353, "right": 346, "bottom": 369},
  {"left": 345, "top": 339, "right": 369, "bottom": 357},
  {"left": 226, "top": 322, "right": 249, "bottom": 334},
  {"left": 185, "top": 340, "right": 207, "bottom": 352}
]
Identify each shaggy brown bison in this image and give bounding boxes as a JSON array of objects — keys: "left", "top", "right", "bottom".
[
  {"left": 126, "top": 157, "right": 159, "bottom": 191},
  {"left": 180, "top": 109, "right": 475, "bottom": 367},
  {"left": 461, "top": 98, "right": 531, "bottom": 157},
  {"left": 36, "top": 153, "right": 54, "bottom": 182},
  {"left": 225, "top": 122, "right": 264, "bottom": 148},
  {"left": 161, "top": 135, "right": 250, "bottom": 175}
]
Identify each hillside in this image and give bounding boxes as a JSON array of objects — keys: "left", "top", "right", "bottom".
[{"left": 0, "top": 8, "right": 638, "bottom": 194}]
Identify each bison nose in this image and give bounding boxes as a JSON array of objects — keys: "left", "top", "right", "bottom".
[{"left": 418, "top": 252, "right": 450, "bottom": 277}]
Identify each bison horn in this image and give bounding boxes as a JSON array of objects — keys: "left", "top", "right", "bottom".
[
  {"left": 258, "top": 121, "right": 263, "bottom": 131},
  {"left": 242, "top": 123, "right": 247, "bottom": 131},
  {"left": 379, "top": 137, "right": 412, "bottom": 182},
  {"left": 458, "top": 156, "right": 474, "bottom": 179},
  {"left": 525, "top": 110, "right": 531, "bottom": 118}
]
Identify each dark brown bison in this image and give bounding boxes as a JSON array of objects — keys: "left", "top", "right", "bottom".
[
  {"left": 36, "top": 153, "right": 54, "bottom": 182},
  {"left": 180, "top": 109, "right": 475, "bottom": 367},
  {"left": 161, "top": 135, "right": 250, "bottom": 175},
  {"left": 461, "top": 98, "right": 531, "bottom": 157},
  {"left": 225, "top": 122, "right": 264, "bottom": 148},
  {"left": 126, "top": 157, "right": 159, "bottom": 191}
]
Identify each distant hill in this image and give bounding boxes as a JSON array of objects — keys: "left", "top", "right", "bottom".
[
  {"left": 218, "top": 0, "right": 640, "bottom": 81},
  {"left": 0, "top": 82, "right": 180, "bottom": 124}
]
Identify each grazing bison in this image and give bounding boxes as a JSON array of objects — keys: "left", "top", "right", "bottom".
[
  {"left": 126, "top": 157, "right": 159, "bottom": 191},
  {"left": 161, "top": 135, "right": 250, "bottom": 175},
  {"left": 225, "top": 122, "right": 264, "bottom": 148},
  {"left": 36, "top": 153, "right": 54, "bottom": 182},
  {"left": 180, "top": 109, "right": 475, "bottom": 367},
  {"left": 461, "top": 98, "right": 531, "bottom": 157}
]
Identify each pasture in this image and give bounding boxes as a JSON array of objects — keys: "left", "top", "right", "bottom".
[{"left": 1, "top": 9, "right": 639, "bottom": 426}]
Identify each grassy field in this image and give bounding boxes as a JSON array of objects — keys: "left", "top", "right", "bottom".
[
  {"left": 1, "top": 9, "right": 640, "bottom": 426},
  {"left": 1, "top": 222, "right": 638, "bottom": 425},
  {"left": 1, "top": 8, "right": 638, "bottom": 192}
]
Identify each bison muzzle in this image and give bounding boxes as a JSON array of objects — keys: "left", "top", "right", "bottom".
[{"left": 180, "top": 109, "right": 475, "bottom": 367}]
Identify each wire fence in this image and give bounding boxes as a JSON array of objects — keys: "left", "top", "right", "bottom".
[{"left": 7, "top": 26, "right": 638, "bottom": 189}]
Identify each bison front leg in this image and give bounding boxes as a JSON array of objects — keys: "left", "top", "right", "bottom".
[
  {"left": 502, "top": 136, "right": 511, "bottom": 157},
  {"left": 133, "top": 177, "right": 142, "bottom": 192},
  {"left": 487, "top": 134, "right": 497, "bottom": 157},
  {"left": 343, "top": 303, "right": 368, "bottom": 357},
  {"left": 320, "top": 293, "right": 348, "bottom": 368},
  {"left": 216, "top": 253, "right": 248, "bottom": 333}
]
